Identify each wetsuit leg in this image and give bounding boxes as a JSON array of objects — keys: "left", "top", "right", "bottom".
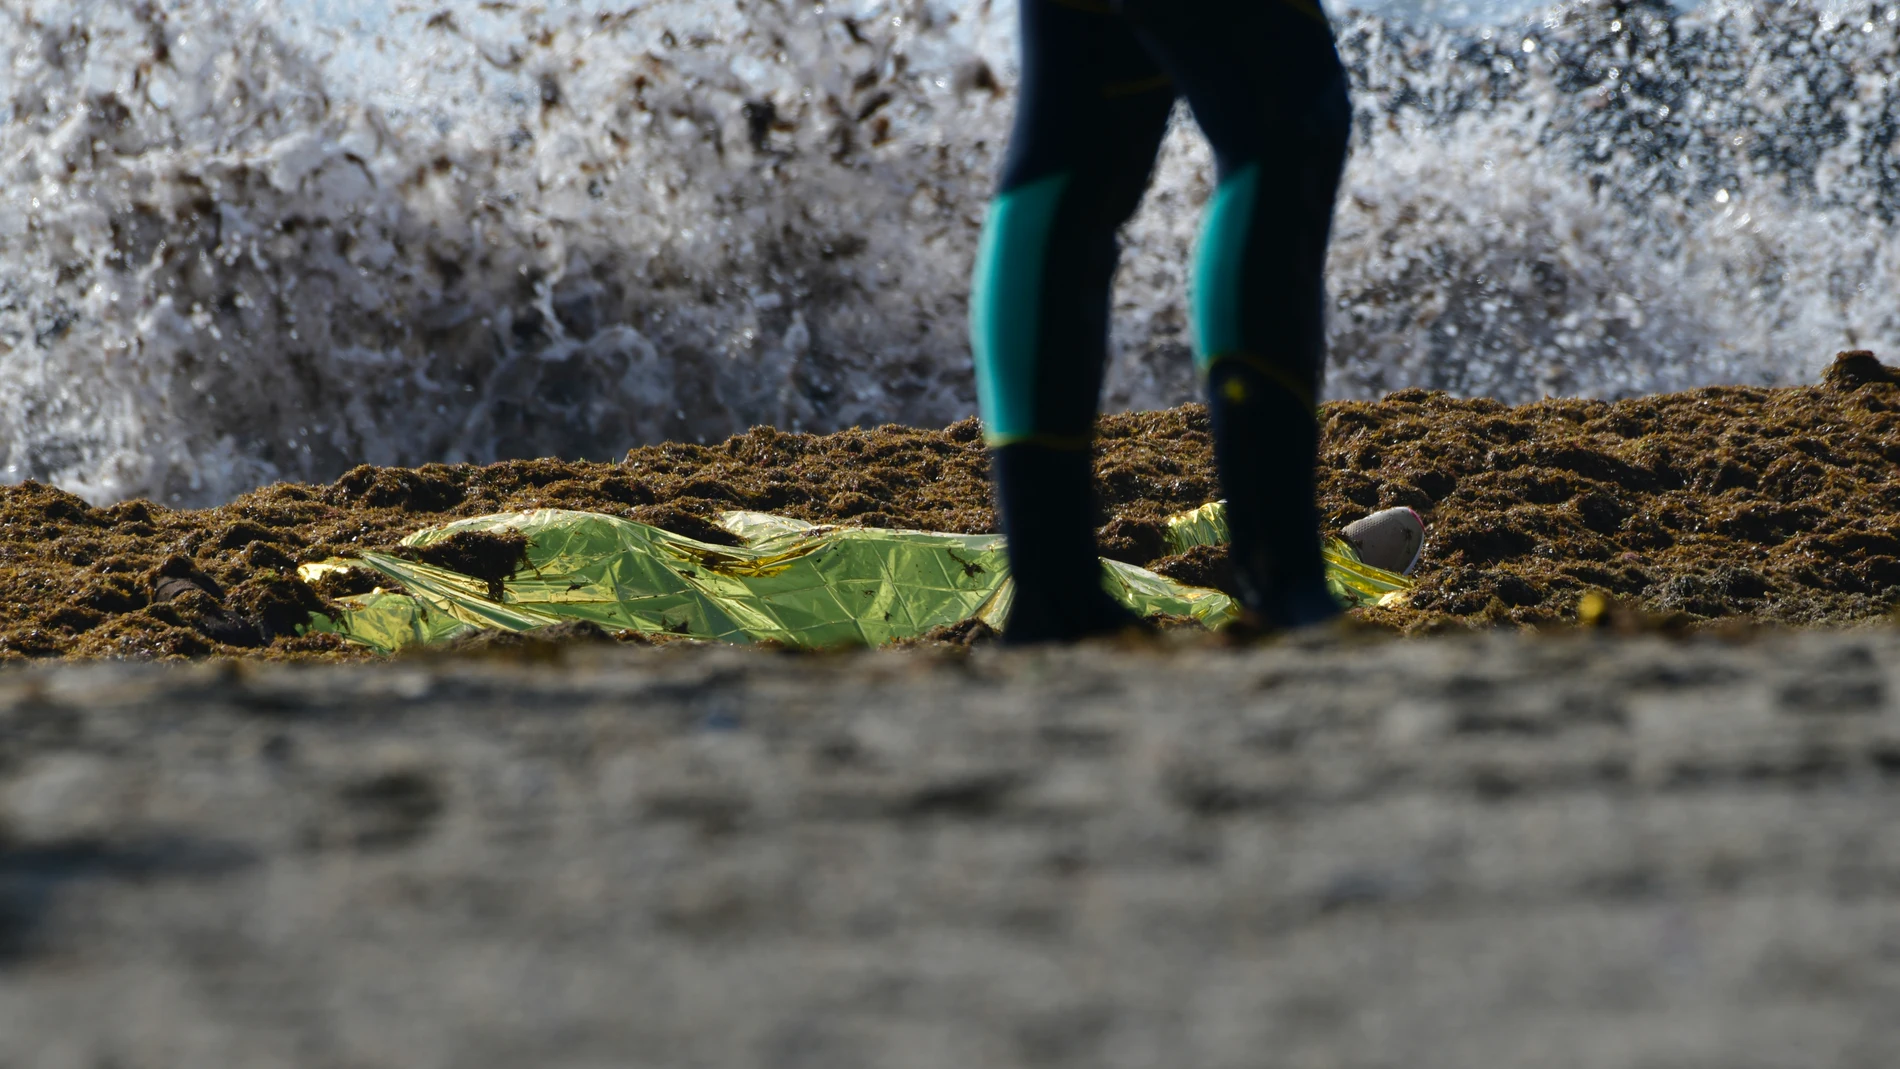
[
  {"left": 1119, "top": 0, "right": 1353, "bottom": 624},
  {"left": 970, "top": 0, "right": 1176, "bottom": 641}
]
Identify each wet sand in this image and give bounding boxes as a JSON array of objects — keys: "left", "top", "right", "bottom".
[
  {"left": 2, "top": 630, "right": 1897, "bottom": 1066},
  {"left": 5, "top": 352, "right": 1900, "bottom": 660}
]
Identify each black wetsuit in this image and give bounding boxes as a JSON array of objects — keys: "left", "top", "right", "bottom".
[{"left": 970, "top": 0, "right": 1353, "bottom": 639}]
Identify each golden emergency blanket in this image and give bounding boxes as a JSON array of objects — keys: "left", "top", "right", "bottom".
[{"left": 301, "top": 504, "right": 1410, "bottom": 652}]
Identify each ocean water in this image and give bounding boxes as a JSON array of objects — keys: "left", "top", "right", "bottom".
[{"left": 4, "top": 0, "right": 1897, "bottom": 505}]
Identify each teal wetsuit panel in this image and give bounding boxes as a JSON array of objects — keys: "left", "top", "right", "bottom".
[
  {"left": 970, "top": 172, "right": 1071, "bottom": 444},
  {"left": 1191, "top": 162, "right": 1259, "bottom": 372}
]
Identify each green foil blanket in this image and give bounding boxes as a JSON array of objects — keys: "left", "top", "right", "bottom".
[{"left": 301, "top": 504, "right": 1411, "bottom": 653}]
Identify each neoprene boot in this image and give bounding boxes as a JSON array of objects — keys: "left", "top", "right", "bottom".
[
  {"left": 1205, "top": 359, "right": 1343, "bottom": 630},
  {"left": 989, "top": 442, "right": 1147, "bottom": 644}
]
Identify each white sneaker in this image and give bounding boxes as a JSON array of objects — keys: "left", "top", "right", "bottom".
[{"left": 1342, "top": 507, "right": 1425, "bottom": 576}]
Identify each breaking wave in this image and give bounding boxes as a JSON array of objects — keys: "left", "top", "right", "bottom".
[{"left": 4, "top": 0, "right": 1898, "bottom": 503}]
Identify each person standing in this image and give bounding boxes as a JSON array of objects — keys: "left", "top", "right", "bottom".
[{"left": 971, "top": 0, "right": 1354, "bottom": 641}]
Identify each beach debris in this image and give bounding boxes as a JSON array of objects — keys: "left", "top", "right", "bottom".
[{"left": 1342, "top": 507, "right": 1427, "bottom": 576}]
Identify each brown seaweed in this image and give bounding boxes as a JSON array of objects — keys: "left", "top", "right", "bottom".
[{"left": 3, "top": 353, "right": 1897, "bottom": 659}]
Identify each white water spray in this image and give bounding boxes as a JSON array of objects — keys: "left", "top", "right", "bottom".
[{"left": 4, "top": 0, "right": 1897, "bottom": 504}]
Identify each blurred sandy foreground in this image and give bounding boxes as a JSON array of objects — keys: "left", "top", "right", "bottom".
[{"left": 0, "top": 627, "right": 1895, "bottom": 1068}]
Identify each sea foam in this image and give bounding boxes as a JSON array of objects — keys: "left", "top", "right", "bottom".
[{"left": 4, "top": 0, "right": 1897, "bottom": 504}]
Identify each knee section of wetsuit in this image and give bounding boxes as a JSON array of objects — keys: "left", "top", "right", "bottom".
[
  {"left": 1191, "top": 162, "right": 1320, "bottom": 405},
  {"left": 1193, "top": 163, "right": 1328, "bottom": 596},
  {"left": 970, "top": 169, "right": 1128, "bottom": 451},
  {"left": 971, "top": 172, "right": 1078, "bottom": 450}
]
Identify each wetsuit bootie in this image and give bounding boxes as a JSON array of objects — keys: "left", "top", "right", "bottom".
[
  {"left": 1206, "top": 358, "right": 1343, "bottom": 632},
  {"left": 1229, "top": 572, "right": 1343, "bottom": 634},
  {"left": 990, "top": 442, "right": 1148, "bottom": 644}
]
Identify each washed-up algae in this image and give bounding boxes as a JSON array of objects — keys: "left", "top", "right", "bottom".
[{"left": 3, "top": 352, "right": 1899, "bottom": 660}]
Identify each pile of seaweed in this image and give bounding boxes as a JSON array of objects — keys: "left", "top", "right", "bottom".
[{"left": 3, "top": 353, "right": 1898, "bottom": 660}]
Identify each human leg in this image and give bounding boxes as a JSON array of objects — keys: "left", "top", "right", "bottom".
[
  {"left": 970, "top": 0, "right": 1176, "bottom": 641},
  {"left": 1121, "top": 0, "right": 1353, "bottom": 625}
]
